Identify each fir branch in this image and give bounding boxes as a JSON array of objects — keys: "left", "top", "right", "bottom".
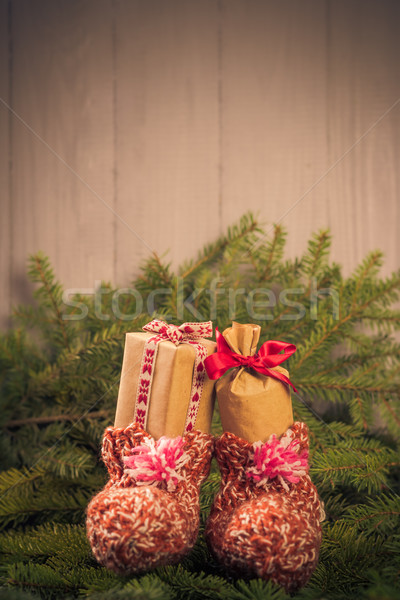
[
  {"left": 28, "top": 252, "right": 72, "bottom": 352},
  {"left": 257, "top": 224, "right": 286, "bottom": 282},
  {"left": 0, "top": 522, "right": 89, "bottom": 562},
  {"left": 350, "top": 251, "right": 383, "bottom": 310},
  {"left": 302, "top": 229, "right": 332, "bottom": 280},
  {"left": 5, "top": 410, "right": 109, "bottom": 428},
  {"left": 350, "top": 397, "right": 369, "bottom": 431},
  {"left": 180, "top": 212, "right": 260, "bottom": 280},
  {"left": 311, "top": 447, "right": 399, "bottom": 493},
  {"left": 151, "top": 252, "right": 175, "bottom": 288},
  {"left": 0, "top": 481, "right": 91, "bottom": 529},
  {"left": 380, "top": 396, "right": 400, "bottom": 429},
  {"left": 6, "top": 562, "right": 74, "bottom": 593},
  {"left": 297, "top": 380, "right": 399, "bottom": 394},
  {"left": 293, "top": 272, "right": 400, "bottom": 371},
  {"left": 1, "top": 216, "right": 400, "bottom": 598}
]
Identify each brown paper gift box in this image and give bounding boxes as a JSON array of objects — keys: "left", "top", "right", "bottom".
[
  {"left": 216, "top": 322, "right": 294, "bottom": 443},
  {"left": 114, "top": 332, "right": 216, "bottom": 439}
]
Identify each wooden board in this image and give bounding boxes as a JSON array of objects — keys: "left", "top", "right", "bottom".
[
  {"left": 0, "top": 0, "right": 11, "bottom": 328},
  {"left": 325, "top": 0, "right": 400, "bottom": 275},
  {"left": 10, "top": 0, "right": 115, "bottom": 312},
  {"left": 220, "top": 0, "right": 329, "bottom": 260},
  {"left": 0, "top": 0, "right": 399, "bottom": 327},
  {"left": 114, "top": 0, "right": 220, "bottom": 285}
]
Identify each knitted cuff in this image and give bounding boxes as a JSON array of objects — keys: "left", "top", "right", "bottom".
[{"left": 101, "top": 421, "right": 214, "bottom": 491}]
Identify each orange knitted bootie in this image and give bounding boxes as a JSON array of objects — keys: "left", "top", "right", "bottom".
[
  {"left": 86, "top": 320, "right": 216, "bottom": 574},
  {"left": 205, "top": 422, "right": 324, "bottom": 593},
  {"left": 204, "top": 323, "right": 324, "bottom": 593},
  {"left": 87, "top": 422, "right": 213, "bottom": 574}
]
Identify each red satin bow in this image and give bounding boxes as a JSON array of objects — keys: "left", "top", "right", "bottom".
[{"left": 204, "top": 328, "right": 297, "bottom": 392}]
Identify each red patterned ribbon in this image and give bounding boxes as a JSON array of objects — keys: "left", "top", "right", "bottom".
[
  {"left": 204, "top": 328, "right": 297, "bottom": 392},
  {"left": 135, "top": 320, "right": 213, "bottom": 433}
]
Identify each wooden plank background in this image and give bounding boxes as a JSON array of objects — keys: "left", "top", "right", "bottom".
[
  {"left": 0, "top": 0, "right": 10, "bottom": 329},
  {"left": 0, "top": 0, "right": 399, "bottom": 328}
]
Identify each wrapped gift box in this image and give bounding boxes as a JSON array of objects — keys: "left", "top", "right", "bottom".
[{"left": 115, "top": 330, "right": 216, "bottom": 439}]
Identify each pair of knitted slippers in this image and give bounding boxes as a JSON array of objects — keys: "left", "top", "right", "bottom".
[{"left": 86, "top": 420, "right": 324, "bottom": 593}]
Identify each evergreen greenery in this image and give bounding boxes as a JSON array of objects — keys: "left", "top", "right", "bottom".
[{"left": 0, "top": 212, "right": 399, "bottom": 599}]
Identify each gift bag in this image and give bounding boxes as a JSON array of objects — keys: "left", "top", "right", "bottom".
[{"left": 205, "top": 322, "right": 296, "bottom": 442}]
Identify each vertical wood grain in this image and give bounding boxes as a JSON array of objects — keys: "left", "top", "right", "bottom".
[
  {"left": 220, "top": 0, "right": 329, "bottom": 259},
  {"left": 114, "top": 0, "right": 220, "bottom": 284},
  {"left": 10, "top": 0, "right": 115, "bottom": 309},
  {"left": 0, "top": 0, "right": 11, "bottom": 328},
  {"left": 1, "top": 0, "right": 399, "bottom": 328},
  {"left": 326, "top": 0, "right": 400, "bottom": 275}
]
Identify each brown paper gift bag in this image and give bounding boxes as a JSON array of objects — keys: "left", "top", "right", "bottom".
[
  {"left": 114, "top": 321, "right": 216, "bottom": 439},
  {"left": 207, "top": 322, "right": 295, "bottom": 443}
]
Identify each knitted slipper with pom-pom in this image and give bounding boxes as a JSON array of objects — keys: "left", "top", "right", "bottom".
[
  {"left": 87, "top": 422, "right": 213, "bottom": 574},
  {"left": 205, "top": 421, "right": 325, "bottom": 593}
]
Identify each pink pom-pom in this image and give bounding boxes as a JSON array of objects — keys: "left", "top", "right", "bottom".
[
  {"left": 124, "top": 436, "right": 189, "bottom": 492},
  {"left": 246, "top": 431, "right": 309, "bottom": 491}
]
